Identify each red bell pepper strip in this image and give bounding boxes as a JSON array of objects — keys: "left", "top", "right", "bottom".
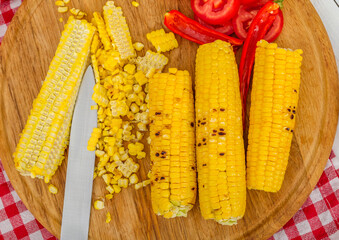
[
  {"left": 164, "top": 10, "right": 243, "bottom": 46},
  {"left": 239, "top": 1, "right": 280, "bottom": 127}
]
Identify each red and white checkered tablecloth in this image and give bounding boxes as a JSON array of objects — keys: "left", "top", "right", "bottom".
[{"left": 1, "top": 0, "right": 339, "bottom": 239}]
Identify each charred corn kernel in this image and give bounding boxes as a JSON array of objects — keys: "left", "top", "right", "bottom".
[
  {"left": 59, "top": 18, "right": 63, "bottom": 22},
  {"left": 149, "top": 70, "right": 196, "bottom": 218},
  {"left": 93, "top": 12, "right": 112, "bottom": 51},
  {"left": 136, "top": 51, "right": 168, "bottom": 78},
  {"left": 13, "top": 17, "right": 95, "bottom": 181},
  {"left": 147, "top": 29, "right": 178, "bottom": 53},
  {"left": 135, "top": 182, "right": 143, "bottom": 190},
  {"left": 133, "top": 42, "right": 144, "bottom": 51},
  {"left": 94, "top": 200, "right": 105, "bottom": 210},
  {"left": 129, "top": 174, "right": 139, "bottom": 184},
  {"left": 247, "top": 40, "right": 303, "bottom": 193},
  {"left": 132, "top": 1, "right": 139, "bottom": 7},
  {"left": 55, "top": 1, "right": 65, "bottom": 7},
  {"left": 113, "top": 184, "right": 121, "bottom": 193},
  {"left": 195, "top": 40, "right": 246, "bottom": 225},
  {"left": 124, "top": 64, "right": 136, "bottom": 75},
  {"left": 118, "top": 178, "right": 128, "bottom": 188},
  {"left": 106, "top": 194, "right": 113, "bottom": 200},
  {"left": 142, "top": 179, "right": 151, "bottom": 187},
  {"left": 103, "top": 1, "right": 136, "bottom": 60},
  {"left": 106, "top": 212, "right": 111, "bottom": 223},
  {"left": 58, "top": 6, "right": 68, "bottom": 13},
  {"left": 48, "top": 184, "right": 58, "bottom": 194}
]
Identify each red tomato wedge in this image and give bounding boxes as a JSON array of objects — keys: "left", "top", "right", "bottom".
[
  {"left": 191, "top": 0, "right": 240, "bottom": 25},
  {"left": 232, "top": 0, "right": 284, "bottom": 42},
  {"left": 194, "top": 15, "right": 234, "bottom": 35}
]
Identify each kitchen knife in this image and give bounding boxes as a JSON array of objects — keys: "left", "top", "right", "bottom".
[{"left": 60, "top": 66, "right": 97, "bottom": 240}]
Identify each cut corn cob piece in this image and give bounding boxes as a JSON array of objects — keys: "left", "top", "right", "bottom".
[
  {"left": 136, "top": 51, "right": 168, "bottom": 78},
  {"left": 146, "top": 29, "right": 178, "bottom": 53},
  {"left": 149, "top": 70, "right": 196, "bottom": 218},
  {"left": 247, "top": 40, "right": 303, "bottom": 193},
  {"left": 93, "top": 12, "right": 112, "bottom": 51},
  {"left": 103, "top": 1, "right": 136, "bottom": 60},
  {"left": 195, "top": 40, "right": 246, "bottom": 225},
  {"left": 13, "top": 17, "right": 95, "bottom": 182}
]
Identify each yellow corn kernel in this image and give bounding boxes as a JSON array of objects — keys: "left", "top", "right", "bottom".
[
  {"left": 13, "top": 17, "right": 95, "bottom": 182},
  {"left": 55, "top": 1, "right": 65, "bottom": 7},
  {"left": 106, "top": 212, "right": 111, "bottom": 223},
  {"left": 70, "top": 8, "right": 80, "bottom": 15},
  {"left": 142, "top": 179, "right": 150, "bottom": 187},
  {"left": 132, "top": 1, "right": 139, "bottom": 7},
  {"left": 168, "top": 68, "right": 177, "bottom": 74},
  {"left": 247, "top": 40, "right": 303, "bottom": 193},
  {"left": 195, "top": 40, "right": 246, "bottom": 225},
  {"left": 135, "top": 182, "right": 143, "bottom": 190},
  {"left": 124, "top": 64, "right": 136, "bottom": 75},
  {"left": 63, "top": 0, "right": 70, "bottom": 3},
  {"left": 133, "top": 42, "right": 144, "bottom": 51},
  {"left": 118, "top": 178, "right": 129, "bottom": 188},
  {"left": 105, "top": 194, "right": 113, "bottom": 200},
  {"left": 94, "top": 200, "right": 105, "bottom": 210},
  {"left": 48, "top": 184, "right": 58, "bottom": 194},
  {"left": 147, "top": 29, "right": 178, "bottom": 53},
  {"left": 59, "top": 18, "right": 63, "bottom": 22},
  {"left": 134, "top": 71, "right": 148, "bottom": 86},
  {"left": 129, "top": 174, "right": 139, "bottom": 184},
  {"left": 106, "top": 185, "right": 114, "bottom": 194},
  {"left": 113, "top": 184, "right": 121, "bottom": 193},
  {"left": 58, "top": 6, "right": 68, "bottom": 13}
]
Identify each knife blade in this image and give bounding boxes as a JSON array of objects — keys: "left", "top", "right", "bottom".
[{"left": 60, "top": 66, "right": 97, "bottom": 240}]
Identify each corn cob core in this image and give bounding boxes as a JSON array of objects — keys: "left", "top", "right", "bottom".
[
  {"left": 103, "top": 1, "right": 136, "bottom": 60},
  {"left": 149, "top": 70, "right": 196, "bottom": 218},
  {"left": 13, "top": 17, "right": 95, "bottom": 182},
  {"left": 247, "top": 40, "right": 303, "bottom": 192},
  {"left": 195, "top": 40, "right": 246, "bottom": 225}
]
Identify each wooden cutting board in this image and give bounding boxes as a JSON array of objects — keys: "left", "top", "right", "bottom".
[{"left": 0, "top": 0, "right": 338, "bottom": 239}]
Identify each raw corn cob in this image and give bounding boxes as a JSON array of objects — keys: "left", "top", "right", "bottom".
[
  {"left": 195, "top": 40, "right": 246, "bottom": 225},
  {"left": 93, "top": 12, "right": 112, "bottom": 51},
  {"left": 13, "top": 16, "right": 96, "bottom": 183},
  {"left": 146, "top": 28, "right": 178, "bottom": 53},
  {"left": 149, "top": 70, "right": 196, "bottom": 218},
  {"left": 103, "top": 1, "right": 136, "bottom": 60},
  {"left": 247, "top": 40, "right": 303, "bottom": 192}
]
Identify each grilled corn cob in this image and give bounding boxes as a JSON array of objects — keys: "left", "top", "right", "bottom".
[
  {"left": 103, "top": 1, "right": 136, "bottom": 60},
  {"left": 195, "top": 40, "right": 246, "bottom": 225},
  {"left": 13, "top": 17, "right": 95, "bottom": 182},
  {"left": 149, "top": 70, "right": 196, "bottom": 218},
  {"left": 146, "top": 28, "right": 178, "bottom": 53},
  {"left": 247, "top": 40, "right": 303, "bottom": 192}
]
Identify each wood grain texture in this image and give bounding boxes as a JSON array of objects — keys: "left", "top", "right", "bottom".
[{"left": 0, "top": 0, "right": 338, "bottom": 239}]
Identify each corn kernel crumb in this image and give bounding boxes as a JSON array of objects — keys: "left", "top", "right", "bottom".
[
  {"left": 48, "top": 184, "right": 58, "bottom": 194},
  {"left": 132, "top": 1, "right": 139, "bottom": 7},
  {"left": 58, "top": 6, "right": 68, "bottom": 13},
  {"left": 106, "top": 212, "right": 111, "bottom": 223},
  {"left": 94, "top": 200, "right": 105, "bottom": 210}
]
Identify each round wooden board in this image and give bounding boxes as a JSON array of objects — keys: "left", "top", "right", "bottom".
[{"left": 0, "top": 0, "right": 338, "bottom": 239}]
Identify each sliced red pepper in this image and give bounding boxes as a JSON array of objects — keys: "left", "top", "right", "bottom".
[
  {"left": 232, "top": 1, "right": 283, "bottom": 42},
  {"left": 240, "top": 0, "right": 257, "bottom": 4},
  {"left": 239, "top": 1, "right": 280, "bottom": 127},
  {"left": 194, "top": 15, "right": 234, "bottom": 35},
  {"left": 164, "top": 10, "right": 243, "bottom": 46},
  {"left": 191, "top": 0, "right": 240, "bottom": 25}
]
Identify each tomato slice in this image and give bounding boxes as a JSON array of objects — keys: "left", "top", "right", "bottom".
[
  {"left": 194, "top": 15, "right": 234, "bottom": 35},
  {"left": 232, "top": 1, "right": 283, "bottom": 42},
  {"left": 191, "top": 0, "right": 240, "bottom": 25}
]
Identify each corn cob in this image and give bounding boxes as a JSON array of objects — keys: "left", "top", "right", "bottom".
[
  {"left": 195, "top": 40, "right": 246, "bottom": 225},
  {"left": 13, "top": 17, "right": 95, "bottom": 183},
  {"left": 146, "top": 29, "right": 178, "bottom": 53},
  {"left": 103, "top": 1, "right": 136, "bottom": 60},
  {"left": 93, "top": 12, "right": 112, "bottom": 51},
  {"left": 247, "top": 40, "right": 303, "bottom": 192},
  {"left": 149, "top": 70, "right": 196, "bottom": 218},
  {"left": 135, "top": 50, "right": 168, "bottom": 78}
]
